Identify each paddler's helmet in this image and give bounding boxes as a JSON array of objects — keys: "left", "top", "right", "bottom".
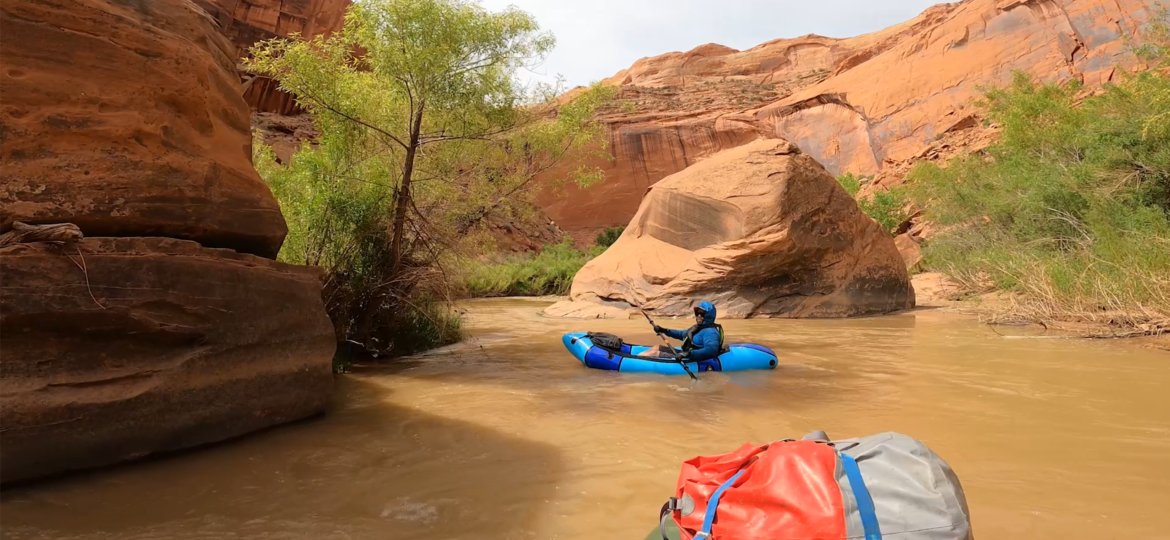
[{"left": 693, "top": 301, "right": 717, "bottom": 325}]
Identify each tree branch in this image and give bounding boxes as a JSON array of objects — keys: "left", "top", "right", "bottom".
[{"left": 290, "top": 83, "right": 410, "bottom": 150}]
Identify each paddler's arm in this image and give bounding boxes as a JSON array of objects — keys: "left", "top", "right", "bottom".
[{"left": 652, "top": 325, "right": 688, "bottom": 341}]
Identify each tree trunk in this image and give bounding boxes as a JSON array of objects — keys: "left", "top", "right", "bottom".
[
  {"left": 391, "top": 103, "right": 425, "bottom": 273},
  {"left": 354, "top": 103, "right": 425, "bottom": 350}
]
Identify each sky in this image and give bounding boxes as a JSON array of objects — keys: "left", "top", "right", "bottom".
[{"left": 476, "top": 0, "right": 946, "bottom": 89}]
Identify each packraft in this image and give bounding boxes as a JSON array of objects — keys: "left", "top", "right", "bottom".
[
  {"left": 561, "top": 332, "right": 778, "bottom": 375},
  {"left": 657, "top": 431, "right": 973, "bottom": 540}
]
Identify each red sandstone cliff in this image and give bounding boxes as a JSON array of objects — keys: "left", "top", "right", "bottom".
[
  {"left": 0, "top": 0, "right": 335, "bottom": 484},
  {"left": 537, "top": 0, "right": 1157, "bottom": 241},
  {"left": 193, "top": 0, "right": 352, "bottom": 114}
]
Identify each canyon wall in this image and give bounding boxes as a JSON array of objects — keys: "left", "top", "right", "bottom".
[
  {"left": 193, "top": 0, "right": 352, "bottom": 114},
  {"left": 537, "top": 0, "right": 1157, "bottom": 240},
  {"left": 0, "top": 0, "right": 335, "bottom": 484}
]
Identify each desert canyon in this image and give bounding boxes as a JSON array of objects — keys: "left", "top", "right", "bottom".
[{"left": 1, "top": 0, "right": 1163, "bottom": 488}]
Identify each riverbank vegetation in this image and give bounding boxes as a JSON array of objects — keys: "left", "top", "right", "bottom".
[
  {"left": 249, "top": 0, "right": 614, "bottom": 358},
  {"left": 451, "top": 225, "right": 626, "bottom": 298},
  {"left": 897, "top": 11, "right": 1170, "bottom": 334},
  {"left": 454, "top": 240, "right": 601, "bottom": 297},
  {"left": 452, "top": 226, "right": 627, "bottom": 298},
  {"left": 836, "top": 173, "right": 912, "bottom": 234}
]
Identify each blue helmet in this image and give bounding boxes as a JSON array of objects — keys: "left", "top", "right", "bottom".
[{"left": 693, "top": 301, "right": 717, "bottom": 325}]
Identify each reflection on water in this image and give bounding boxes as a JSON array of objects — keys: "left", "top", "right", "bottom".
[{"left": 2, "top": 298, "right": 1168, "bottom": 539}]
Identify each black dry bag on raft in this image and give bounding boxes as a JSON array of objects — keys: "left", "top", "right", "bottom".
[
  {"left": 586, "top": 332, "right": 624, "bottom": 351},
  {"left": 655, "top": 431, "right": 974, "bottom": 540}
]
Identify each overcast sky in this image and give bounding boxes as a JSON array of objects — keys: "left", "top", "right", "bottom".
[{"left": 476, "top": 0, "right": 946, "bottom": 88}]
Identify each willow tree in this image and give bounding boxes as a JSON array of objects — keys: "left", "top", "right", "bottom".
[{"left": 247, "top": 0, "right": 613, "bottom": 355}]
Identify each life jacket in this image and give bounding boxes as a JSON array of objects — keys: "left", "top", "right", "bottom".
[{"left": 681, "top": 323, "right": 724, "bottom": 352}]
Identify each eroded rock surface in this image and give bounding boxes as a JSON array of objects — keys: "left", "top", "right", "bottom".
[
  {"left": 547, "top": 139, "right": 914, "bottom": 319},
  {"left": 0, "top": 238, "right": 335, "bottom": 485},
  {"left": 193, "top": 0, "right": 352, "bottom": 114},
  {"left": 895, "top": 233, "right": 925, "bottom": 272},
  {"left": 0, "top": 0, "right": 288, "bottom": 258},
  {"left": 193, "top": 0, "right": 350, "bottom": 57},
  {"left": 0, "top": 0, "right": 336, "bottom": 485}
]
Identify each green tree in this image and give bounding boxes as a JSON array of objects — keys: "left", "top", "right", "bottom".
[{"left": 247, "top": 0, "right": 613, "bottom": 355}]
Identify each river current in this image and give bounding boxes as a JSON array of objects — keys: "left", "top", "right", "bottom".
[{"left": 2, "top": 299, "right": 1167, "bottom": 539}]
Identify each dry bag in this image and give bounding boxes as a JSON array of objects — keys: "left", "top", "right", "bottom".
[{"left": 660, "top": 431, "right": 973, "bottom": 540}]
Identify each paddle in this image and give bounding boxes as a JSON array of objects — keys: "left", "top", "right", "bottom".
[{"left": 640, "top": 309, "right": 699, "bottom": 381}]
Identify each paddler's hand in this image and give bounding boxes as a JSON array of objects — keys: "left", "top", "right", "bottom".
[{"left": 653, "top": 324, "right": 664, "bottom": 335}]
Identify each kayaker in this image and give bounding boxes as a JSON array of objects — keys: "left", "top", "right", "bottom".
[{"left": 638, "top": 301, "right": 724, "bottom": 361}]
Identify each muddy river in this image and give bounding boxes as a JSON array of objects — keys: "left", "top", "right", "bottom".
[{"left": 2, "top": 299, "right": 1167, "bottom": 539}]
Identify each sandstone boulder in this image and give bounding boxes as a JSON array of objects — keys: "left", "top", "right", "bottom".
[
  {"left": 550, "top": 139, "right": 914, "bottom": 319},
  {"left": 0, "top": 0, "right": 287, "bottom": 258},
  {"left": 0, "top": 238, "right": 335, "bottom": 485}
]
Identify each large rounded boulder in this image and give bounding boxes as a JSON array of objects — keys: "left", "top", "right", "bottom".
[{"left": 548, "top": 138, "right": 914, "bottom": 318}]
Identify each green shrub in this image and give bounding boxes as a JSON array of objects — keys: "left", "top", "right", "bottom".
[
  {"left": 837, "top": 173, "right": 910, "bottom": 235},
  {"left": 456, "top": 239, "right": 602, "bottom": 297},
  {"left": 595, "top": 226, "right": 625, "bottom": 247},
  {"left": 859, "top": 187, "right": 911, "bottom": 235},
  {"left": 836, "top": 172, "right": 863, "bottom": 197},
  {"left": 905, "top": 61, "right": 1170, "bottom": 325}
]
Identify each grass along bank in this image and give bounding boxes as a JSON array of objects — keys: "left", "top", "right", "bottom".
[
  {"left": 454, "top": 227, "right": 624, "bottom": 298},
  {"left": 857, "top": 15, "right": 1170, "bottom": 335}
]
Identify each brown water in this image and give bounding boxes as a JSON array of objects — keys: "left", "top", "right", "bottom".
[{"left": 2, "top": 298, "right": 1168, "bottom": 540}]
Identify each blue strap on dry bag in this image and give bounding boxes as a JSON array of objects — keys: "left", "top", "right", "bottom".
[
  {"left": 695, "top": 469, "right": 746, "bottom": 539},
  {"left": 692, "top": 449, "right": 882, "bottom": 540},
  {"left": 840, "top": 453, "right": 883, "bottom": 540}
]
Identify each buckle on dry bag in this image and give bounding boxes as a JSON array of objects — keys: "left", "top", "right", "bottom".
[
  {"left": 659, "top": 495, "right": 697, "bottom": 540},
  {"left": 662, "top": 494, "right": 695, "bottom": 517}
]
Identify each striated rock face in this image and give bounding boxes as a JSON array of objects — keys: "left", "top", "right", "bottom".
[
  {"left": 547, "top": 139, "right": 914, "bottom": 319},
  {"left": 0, "top": 238, "right": 335, "bottom": 485},
  {"left": 538, "top": 0, "right": 1154, "bottom": 239},
  {"left": 0, "top": 0, "right": 288, "bottom": 258},
  {"left": 753, "top": 0, "right": 1152, "bottom": 179},
  {"left": 192, "top": 0, "right": 350, "bottom": 57},
  {"left": 0, "top": 0, "right": 336, "bottom": 485},
  {"left": 193, "top": 0, "right": 352, "bottom": 114}
]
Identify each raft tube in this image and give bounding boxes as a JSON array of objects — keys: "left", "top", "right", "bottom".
[{"left": 561, "top": 332, "right": 778, "bottom": 375}]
